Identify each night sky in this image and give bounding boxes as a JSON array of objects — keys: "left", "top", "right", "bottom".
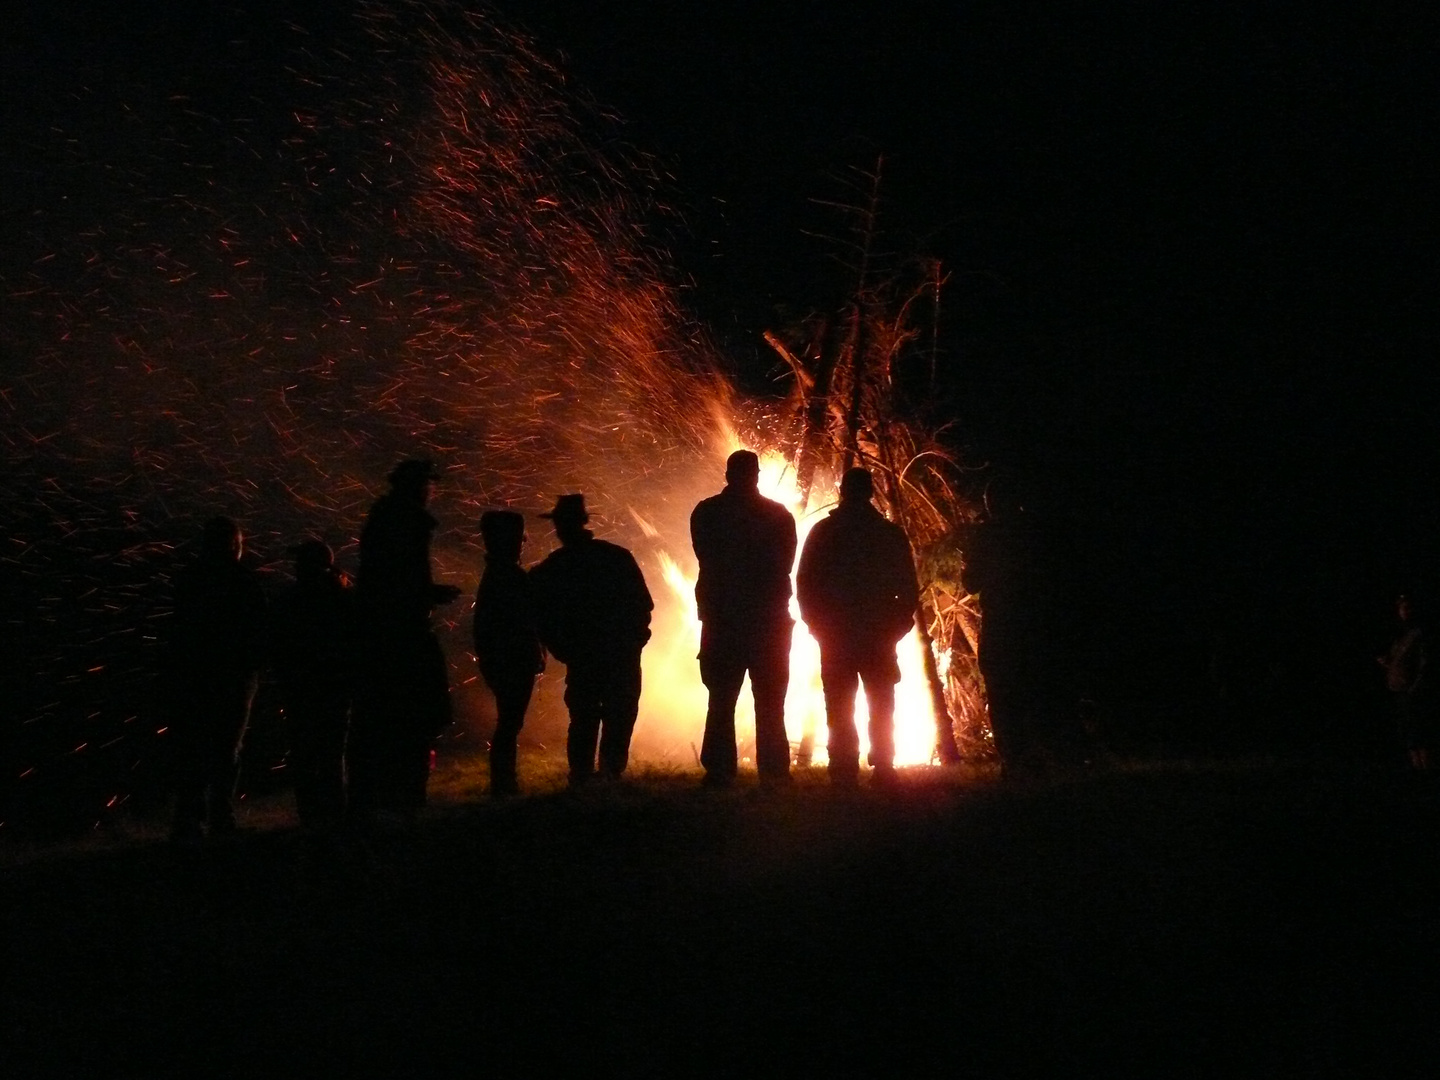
[
  {"left": 4, "top": 1, "right": 1437, "bottom": 748},
  {"left": 510, "top": 3, "right": 1437, "bottom": 544}
]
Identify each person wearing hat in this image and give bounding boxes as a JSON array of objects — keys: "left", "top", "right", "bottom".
[
  {"left": 690, "top": 449, "right": 798, "bottom": 786},
  {"left": 351, "top": 459, "right": 462, "bottom": 820},
  {"left": 272, "top": 538, "right": 356, "bottom": 828},
  {"left": 168, "top": 516, "right": 269, "bottom": 845},
  {"left": 472, "top": 509, "right": 545, "bottom": 797},
  {"left": 796, "top": 467, "right": 919, "bottom": 785},
  {"left": 529, "top": 494, "right": 653, "bottom": 785}
]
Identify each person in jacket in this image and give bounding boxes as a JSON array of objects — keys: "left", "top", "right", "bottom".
[
  {"left": 350, "top": 459, "right": 461, "bottom": 821},
  {"left": 472, "top": 509, "right": 545, "bottom": 797},
  {"left": 272, "top": 539, "right": 356, "bottom": 828},
  {"left": 958, "top": 505, "right": 1065, "bottom": 778},
  {"left": 796, "top": 467, "right": 918, "bottom": 785},
  {"left": 690, "top": 449, "right": 797, "bottom": 786},
  {"left": 529, "top": 494, "right": 652, "bottom": 785},
  {"left": 169, "top": 515, "right": 268, "bottom": 844}
]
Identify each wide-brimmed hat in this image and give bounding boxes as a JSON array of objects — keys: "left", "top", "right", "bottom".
[
  {"left": 388, "top": 458, "right": 440, "bottom": 487},
  {"left": 540, "top": 493, "right": 590, "bottom": 525}
]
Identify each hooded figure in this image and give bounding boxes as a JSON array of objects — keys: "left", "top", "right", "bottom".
[
  {"left": 796, "top": 468, "right": 918, "bottom": 784},
  {"left": 272, "top": 539, "right": 356, "bottom": 827},
  {"left": 690, "top": 449, "right": 798, "bottom": 785},
  {"left": 473, "top": 509, "right": 545, "bottom": 797},
  {"left": 529, "top": 494, "right": 653, "bottom": 784},
  {"left": 169, "top": 516, "right": 268, "bottom": 844}
]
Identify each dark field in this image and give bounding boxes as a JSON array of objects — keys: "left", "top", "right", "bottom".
[{"left": 6, "top": 761, "right": 1440, "bottom": 1075}]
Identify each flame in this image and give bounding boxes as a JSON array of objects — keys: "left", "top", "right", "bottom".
[{"left": 636, "top": 442, "right": 940, "bottom": 769}]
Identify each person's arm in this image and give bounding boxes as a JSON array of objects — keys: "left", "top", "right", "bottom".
[
  {"left": 627, "top": 552, "right": 654, "bottom": 645},
  {"left": 795, "top": 526, "right": 824, "bottom": 631}
]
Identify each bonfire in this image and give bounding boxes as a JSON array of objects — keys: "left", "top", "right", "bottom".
[{"left": 0, "top": 1, "right": 987, "bottom": 831}]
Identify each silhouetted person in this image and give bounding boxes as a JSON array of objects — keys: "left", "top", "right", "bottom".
[
  {"left": 1380, "top": 592, "right": 1434, "bottom": 771},
  {"left": 690, "top": 449, "right": 797, "bottom": 786},
  {"left": 169, "top": 516, "right": 268, "bottom": 845},
  {"left": 796, "top": 467, "right": 918, "bottom": 785},
  {"left": 959, "top": 503, "right": 1069, "bottom": 777},
  {"left": 351, "top": 459, "right": 461, "bottom": 821},
  {"left": 272, "top": 539, "right": 356, "bottom": 828},
  {"left": 473, "top": 509, "right": 544, "bottom": 798},
  {"left": 529, "top": 494, "right": 653, "bottom": 785}
]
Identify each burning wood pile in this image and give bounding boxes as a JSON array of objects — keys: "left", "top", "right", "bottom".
[{"left": 759, "top": 161, "right": 991, "bottom": 762}]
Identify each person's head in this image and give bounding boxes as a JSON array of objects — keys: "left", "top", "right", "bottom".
[
  {"left": 541, "top": 493, "right": 591, "bottom": 544},
  {"left": 725, "top": 449, "right": 760, "bottom": 491},
  {"left": 388, "top": 458, "right": 440, "bottom": 504},
  {"left": 480, "top": 509, "right": 526, "bottom": 562},
  {"left": 288, "top": 538, "right": 334, "bottom": 581},
  {"left": 838, "top": 467, "right": 874, "bottom": 505},
  {"left": 200, "top": 516, "right": 243, "bottom": 562}
]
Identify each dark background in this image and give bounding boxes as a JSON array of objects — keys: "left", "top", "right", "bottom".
[
  {"left": 4, "top": 0, "right": 1437, "bottom": 764},
  {"left": 503, "top": 0, "right": 1440, "bottom": 752}
]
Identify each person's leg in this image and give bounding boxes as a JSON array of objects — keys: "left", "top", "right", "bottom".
[
  {"left": 699, "top": 654, "right": 746, "bottom": 783},
  {"left": 397, "top": 633, "right": 454, "bottom": 812},
  {"left": 169, "top": 691, "right": 207, "bottom": 843},
  {"left": 396, "top": 718, "right": 433, "bottom": 812},
  {"left": 487, "top": 670, "right": 534, "bottom": 795},
  {"left": 979, "top": 645, "right": 1029, "bottom": 776},
  {"left": 346, "top": 704, "right": 382, "bottom": 819},
  {"left": 859, "top": 648, "right": 900, "bottom": 773},
  {"left": 312, "top": 697, "right": 350, "bottom": 825},
  {"left": 597, "top": 651, "right": 643, "bottom": 777},
  {"left": 348, "top": 646, "right": 403, "bottom": 818},
  {"left": 819, "top": 653, "right": 861, "bottom": 784},
  {"left": 565, "top": 663, "right": 604, "bottom": 783},
  {"left": 861, "top": 668, "right": 898, "bottom": 773},
  {"left": 288, "top": 689, "right": 347, "bottom": 826},
  {"left": 206, "top": 677, "right": 256, "bottom": 834},
  {"left": 750, "top": 620, "right": 794, "bottom": 781},
  {"left": 287, "top": 695, "right": 321, "bottom": 825}
]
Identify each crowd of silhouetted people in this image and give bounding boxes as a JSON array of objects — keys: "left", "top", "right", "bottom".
[
  {"left": 167, "top": 449, "right": 1439, "bottom": 847},
  {"left": 166, "top": 452, "right": 956, "bottom": 845}
]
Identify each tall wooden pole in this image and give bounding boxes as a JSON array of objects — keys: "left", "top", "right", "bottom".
[{"left": 840, "top": 157, "right": 884, "bottom": 470}]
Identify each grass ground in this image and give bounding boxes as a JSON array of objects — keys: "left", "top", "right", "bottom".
[{"left": 5, "top": 756, "right": 1440, "bottom": 1075}]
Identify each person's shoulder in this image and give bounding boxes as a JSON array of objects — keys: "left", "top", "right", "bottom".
[
  {"left": 880, "top": 513, "right": 909, "bottom": 539},
  {"left": 760, "top": 493, "right": 795, "bottom": 522},
  {"left": 498, "top": 562, "right": 532, "bottom": 589},
  {"left": 692, "top": 490, "right": 725, "bottom": 516},
  {"left": 803, "top": 511, "right": 837, "bottom": 543},
  {"left": 365, "top": 492, "right": 397, "bottom": 517},
  {"left": 530, "top": 547, "right": 565, "bottom": 575},
  {"left": 593, "top": 537, "right": 638, "bottom": 561}
]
